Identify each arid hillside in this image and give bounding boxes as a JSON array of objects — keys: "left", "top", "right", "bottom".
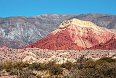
[
  {"left": 0, "top": 48, "right": 116, "bottom": 64},
  {"left": 0, "top": 14, "right": 116, "bottom": 48},
  {"left": 25, "top": 18, "right": 116, "bottom": 50}
]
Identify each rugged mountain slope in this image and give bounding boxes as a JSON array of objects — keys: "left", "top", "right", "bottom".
[
  {"left": 0, "top": 15, "right": 74, "bottom": 48},
  {"left": 25, "top": 18, "right": 116, "bottom": 50},
  {"left": 90, "top": 39, "right": 116, "bottom": 50},
  {"left": 0, "top": 17, "right": 48, "bottom": 48},
  {"left": 0, "top": 17, "right": 49, "bottom": 42},
  {"left": 69, "top": 14, "right": 116, "bottom": 29},
  {"left": 0, "top": 14, "right": 116, "bottom": 48},
  {"left": 0, "top": 36, "right": 27, "bottom": 48}
]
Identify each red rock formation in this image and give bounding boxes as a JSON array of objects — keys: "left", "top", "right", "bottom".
[
  {"left": 26, "top": 29, "right": 83, "bottom": 50},
  {"left": 25, "top": 18, "right": 116, "bottom": 50},
  {"left": 89, "top": 39, "right": 116, "bottom": 50}
]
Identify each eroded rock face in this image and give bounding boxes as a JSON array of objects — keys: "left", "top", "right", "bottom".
[
  {"left": 89, "top": 39, "right": 116, "bottom": 50},
  {"left": 25, "top": 18, "right": 116, "bottom": 50},
  {"left": 25, "top": 29, "right": 82, "bottom": 50},
  {"left": 0, "top": 36, "right": 27, "bottom": 49},
  {"left": 0, "top": 17, "right": 45, "bottom": 43}
]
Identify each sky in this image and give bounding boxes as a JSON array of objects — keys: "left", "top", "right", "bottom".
[{"left": 0, "top": 0, "right": 116, "bottom": 18}]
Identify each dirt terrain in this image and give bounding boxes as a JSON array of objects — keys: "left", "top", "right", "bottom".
[{"left": 0, "top": 48, "right": 116, "bottom": 64}]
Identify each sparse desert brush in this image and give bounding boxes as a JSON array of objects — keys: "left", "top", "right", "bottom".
[
  {"left": 61, "top": 61, "right": 73, "bottom": 71},
  {"left": 63, "top": 57, "right": 116, "bottom": 78}
]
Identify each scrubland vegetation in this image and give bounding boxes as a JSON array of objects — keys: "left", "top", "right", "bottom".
[{"left": 0, "top": 56, "right": 116, "bottom": 78}]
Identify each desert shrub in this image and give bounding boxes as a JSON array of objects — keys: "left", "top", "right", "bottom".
[
  {"left": 36, "top": 74, "right": 42, "bottom": 78},
  {"left": 61, "top": 61, "right": 73, "bottom": 70},
  {"left": 79, "top": 57, "right": 116, "bottom": 78},
  {"left": 1, "top": 57, "right": 116, "bottom": 78},
  {"left": 2, "top": 61, "right": 13, "bottom": 72},
  {"left": 84, "top": 59, "right": 96, "bottom": 68},
  {"left": 28, "top": 62, "right": 40, "bottom": 70},
  {"left": 46, "top": 61, "right": 63, "bottom": 76},
  {"left": 63, "top": 57, "right": 116, "bottom": 78},
  {"left": 74, "top": 56, "right": 90, "bottom": 69},
  {"left": 49, "top": 64, "right": 63, "bottom": 76},
  {"left": 13, "top": 61, "right": 29, "bottom": 70},
  {"left": 98, "top": 57, "right": 116, "bottom": 63},
  {"left": 94, "top": 57, "right": 116, "bottom": 78},
  {"left": 39, "top": 63, "right": 48, "bottom": 70},
  {"left": 9, "top": 68, "right": 18, "bottom": 75},
  {"left": 63, "top": 71, "right": 80, "bottom": 78},
  {"left": 18, "top": 69, "right": 32, "bottom": 78},
  {"left": 0, "top": 64, "right": 3, "bottom": 71}
]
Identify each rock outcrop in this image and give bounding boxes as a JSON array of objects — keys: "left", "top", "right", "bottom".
[
  {"left": 90, "top": 39, "right": 116, "bottom": 50},
  {"left": 25, "top": 18, "right": 116, "bottom": 50},
  {"left": 0, "top": 36, "right": 27, "bottom": 49}
]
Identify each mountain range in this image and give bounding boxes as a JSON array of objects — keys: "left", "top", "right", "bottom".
[
  {"left": 0, "top": 13, "right": 116, "bottom": 49},
  {"left": 25, "top": 18, "right": 116, "bottom": 50}
]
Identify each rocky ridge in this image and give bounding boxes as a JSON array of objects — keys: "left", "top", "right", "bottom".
[{"left": 25, "top": 18, "right": 116, "bottom": 50}]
